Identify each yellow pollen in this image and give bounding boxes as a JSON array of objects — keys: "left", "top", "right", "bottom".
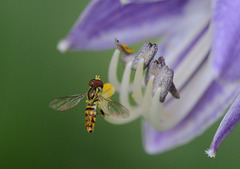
[
  {"left": 131, "top": 94, "right": 135, "bottom": 99},
  {"left": 121, "top": 43, "right": 134, "bottom": 53},
  {"left": 164, "top": 112, "right": 170, "bottom": 120}
]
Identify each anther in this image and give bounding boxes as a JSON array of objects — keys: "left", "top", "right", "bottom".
[
  {"left": 115, "top": 38, "right": 133, "bottom": 55},
  {"left": 152, "top": 65, "right": 174, "bottom": 103},
  {"left": 148, "top": 56, "right": 180, "bottom": 103},
  {"left": 116, "top": 39, "right": 158, "bottom": 70},
  {"left": 115, "top": 39, "right": 179, "bottom": 103},
  {"left": 169, "top": 83, "right": 180, "bottom": 99},
  {"left": 131, "top": 42, "right": 158, "bottom": 70},
  {"left": 145, "top": 56, "right": 165, "bottom": 85}
]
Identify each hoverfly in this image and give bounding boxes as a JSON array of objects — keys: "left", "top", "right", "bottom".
[{"left": 49, "top": 75, "right": 130, "bottom": 133}]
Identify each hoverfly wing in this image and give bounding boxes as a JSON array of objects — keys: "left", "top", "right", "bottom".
[
  {"left": 49, "top": 94, "right": 86, "bottom": 111},
  {"left": 99, "top": 96, "right": 130, "bottom": 118}
]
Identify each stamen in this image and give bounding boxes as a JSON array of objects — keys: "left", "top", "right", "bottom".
[
  {"left": 153, "top": 65, "right": 174, "bottom": 103},
  {"left": 108, "top": 49, "right": 135, "bottom": 93},
  {"left": 120, "top": 61, "right": 134, "bottom": 110},
  {"left": 147, "top": 56, "right": 177, "bottom": 103},
  {"left": 133, "top": 58, "right": 144, "bottom": 105},
  {"left": 103, "top": 106, "right": 142, "bottom": 124},
  {"left": 145, "top": 57, "right": 164, "bottom": 85},
  {"left": 169, "top": 83, "right": 180, "bottom": 99},
  {"left": 117, "top": 38, "right": 158, "bottom": 71},
  {"left": 115, "top": 38, "right": 133, "bottom": 55},
  {"left": 141, "top": 75, "right": 154, "bottom": 121},
  {"left": 157, "top": 57, "right": 166, "bottom": 66},
  {"left": 120, "top": 54, "right": 135, "bottom": 66},
  {"left": 132, "top": 42, "right": 158, "bottom": 70},
  {"left": 104, "top": 60, "right": 143, "bottom": 124},
  {"left": 149, "top": 87, "right": 165, "bottom": 131},
  {"left": 107, "top": 31, "right": 212, "bottom": 128},
  {"left": 108, "top": 49, "right": 121, "bottom": 92}
]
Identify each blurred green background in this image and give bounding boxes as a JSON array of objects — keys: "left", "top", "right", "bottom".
[{"left": 1, "top": 0, "right": 240, "bottom": 169}]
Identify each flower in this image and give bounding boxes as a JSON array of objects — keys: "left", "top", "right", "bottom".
[
  {"left": 205, "top": 94, "right": 240, "bottom": 158},
  {"left": 57, "top": 0, "right": 240, "bottom": 155}
]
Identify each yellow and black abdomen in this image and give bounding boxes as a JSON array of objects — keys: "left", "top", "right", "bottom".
[{"left": 85, "top": 103, "right": 97, "bottom": 133}]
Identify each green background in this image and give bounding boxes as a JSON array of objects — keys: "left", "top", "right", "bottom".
[{"left": 1, "top": 0, "right": 240, "bottom": 169}]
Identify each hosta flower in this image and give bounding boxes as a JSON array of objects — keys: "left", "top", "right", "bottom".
[
  {"left": 205, "top": 94, "right": 240, "bottom": 158},
  {"left": 57, "top": 0, "right": 240, "bottom": 155}
]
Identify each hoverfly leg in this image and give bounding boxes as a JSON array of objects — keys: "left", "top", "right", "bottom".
[{"left": 98, "top": 109, "right": 105, "bottom": 117}]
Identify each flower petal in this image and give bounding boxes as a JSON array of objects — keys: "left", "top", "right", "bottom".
[
  {"left": 151, "top": 17, "right": 212, "bottom": 130},
  {"left": 206, "top": 93, "right": 240, "bottom": 158},
  {"left": 143, "top": 80, "right": 240, "bottom": 154},
  {"left": 58, "top": 0, "right": 210, "bottom": 51},
  {"left": 120, "top": 0, "right": 164, "bottom": 5},
  {"left": 211, "top": 0, "right": 240, "bottom": 82},
  {"left": 156, "top": 13, "right": 210, "bottom": 70},
  {"left": 155, "top": 56, "right": 212, "bottom": 130}
]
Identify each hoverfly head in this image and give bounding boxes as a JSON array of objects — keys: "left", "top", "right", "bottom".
[{"left": 88, "top": 75, "right": 103, "bottom": 89}]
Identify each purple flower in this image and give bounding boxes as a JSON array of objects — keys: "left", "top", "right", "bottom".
[
  {"left": 205, "top": 94, "right": 240, "bottom": 158},
  {"left": 58, "top": 0, "right": 240, "bottom": 156}
]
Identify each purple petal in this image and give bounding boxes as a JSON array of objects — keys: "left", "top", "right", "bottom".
[
  {"left": 211, "top": 0, "right": 240, "bottom": 82},
  {"left": 143, "top": 80, "right": 240, "bottom": 154},
  {"left": 206, "top": 93, "right": 240, "bottom": 158},
  {"left": 58, "top": 0, "right": 199, "bottom": 51},
  {"left": 120, "top": 0, "right": 164, "bottom": 5},
  {"left": 157, "top": 18, "right": 210, "bottom": 71}
]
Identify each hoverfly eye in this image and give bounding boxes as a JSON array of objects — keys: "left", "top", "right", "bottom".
[
  {"left": 89, "top": 79, "right": 95, "bottom": 87},
  {"left": 93, "top": 80, "right": 103, "bottom": 88}
]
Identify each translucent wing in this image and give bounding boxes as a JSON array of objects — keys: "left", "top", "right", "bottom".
[
  {"left": 49, "top": 94, "right": 86, "bottom": 111},
  {"left": 99, "top": 96, "right": 130, "bottom": 118}
]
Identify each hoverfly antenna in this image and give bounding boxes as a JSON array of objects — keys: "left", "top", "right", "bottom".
[{"left": 95, "top": 75, "right": 101, "bottom": 80}]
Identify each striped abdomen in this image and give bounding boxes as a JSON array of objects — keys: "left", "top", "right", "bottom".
[{"left": 85, "top": 103, "right": 97, "bottom": 133}]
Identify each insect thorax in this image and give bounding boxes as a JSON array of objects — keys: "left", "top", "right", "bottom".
[{"left": 87, "top": 87, "right": 101, "bottom": 101}]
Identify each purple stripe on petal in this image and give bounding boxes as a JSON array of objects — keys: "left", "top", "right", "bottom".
[
  {"left": 206, "top": 93, "right": 240, "bottom": 157},
  {"left": 156, "top": 18, "right": 210, "bottom": 69},
  {"left": 211, "top": 0, "right": 240, "bottom": 82},
  {"left": 60, "top": 0, "right": 190, "bottom": 50},
  {"left": 164, "top": 53, "right": 209, "bottom": 105},
  {"left": 143, "top": 80, "right": 240, "bottom": 154},
  {"left": 171, "top": 23, "right": 209, "bottom": 70}
]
